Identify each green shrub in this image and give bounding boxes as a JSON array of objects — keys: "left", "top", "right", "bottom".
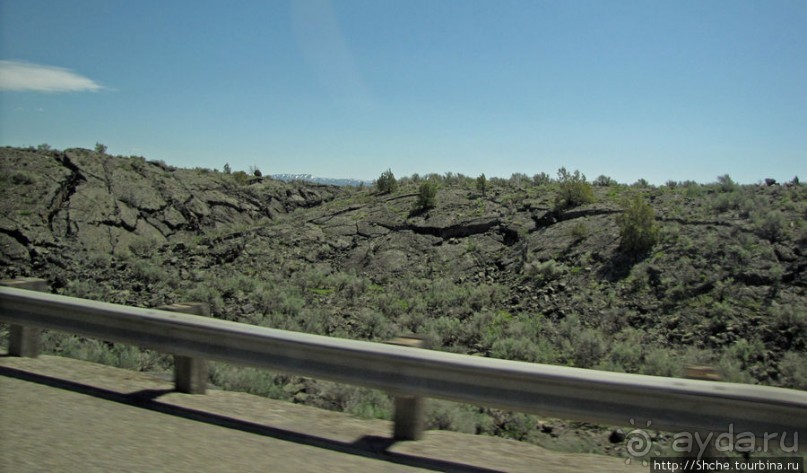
[
  {"left": 426, "top": 400, "right": 482, "bottom": 434},
  {"left": 376, "top": 168, "right": 398, "bottom": 194},
  {"left": 779, "top": 352, "right": 807, "bottom": 389},
  {"left": 578, "top": 328, "right": 608, "bottom": 366},
  {"left": 128, "top": 236, "right": 159, "bottom": 258},
  {"left": 753, "top": 210, "right": 787, "bottom": 242},
  {"left": 509, "top": 173, "right": 529, "bottom": 187},
  {"left": 185, "top": 284, "right": 225, "bottom": 316},
  {"left": 554, "top": 167, "right": 594, "bottom": 210},
  {"left": 532, "top": 172, "right": 551, "bottom": 186},
  {"left": 9, "top": 171, "right": 37, "bottom": 185},
  {"left": 498, "top": 412, "right": 540, "bottom": 441},
  {"left": 617, "top": 194, "right": 659, "bottom": 256},
  {"left": 683, "top": 181, "right": 705, "bottom": 197},
  {"left": 354, "top": 308, "right": 395, "bottom": 340},
  {"left": 716, "top": 354, "right": 755, "bottom": 384},
  {"left": 640, "top": 348, "right": 682, "bottom": 377},
  {"left": 476, "top": 174, "right": 487, "bottom": 196},
  {"left": 208, "top": 363, "right": 287, "bottom": 398},
  {"left": 309, "top": 383, "right": 392, "bottom": 419},
  {"left": 415, "top": 180, "right": 438, "bottom": 210},
  {"left": 490, "top": 337, "right": 537, "bottom": 362},
  {"left": 423, "top": 316, "right": 464, "bottom": 348},
  {"left": 716, "top": 174, "right": 737, "bottom": 192},
  {"left": 523, "top": 259, "right": 566, "bottom": 282},
  {"left": 607, "top": 337, "right": 644, "bottom": 372},
  {"left": 712, "top": 190, "right": 759, "bottom": 215},
  {"left": 231, "top": 170, "right": 249, "bottom": 186},
  {"left": 593, "top": 175, "right": 616, "bottom": 186},
  {"left": 130, "top": 260, "right": 171, "bottom": 285},
  {"left": 42, "top": 334, "right": 169, "bottom": 372},
  {"left": 770, "top": 304, "right": 806, "bottom": 350},
  {"left": 570, "top": 222, "right": 588, "bottom": 240}
]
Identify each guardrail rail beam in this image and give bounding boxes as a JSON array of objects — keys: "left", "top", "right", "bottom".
[
  {"left": 2, "top": 279, "right": 806, "bottom": 445},
  {"left": 1, "top": 278, "right": 49, "bottom": 357}
]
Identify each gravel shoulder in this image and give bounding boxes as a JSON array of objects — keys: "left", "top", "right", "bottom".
[{"left": 0, "top": 353, "right": 640, "bottom": 472}]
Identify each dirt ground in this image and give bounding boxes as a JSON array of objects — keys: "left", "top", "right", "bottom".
[{"left": 0, "top": 353, "right": 642, "bottom": 472}]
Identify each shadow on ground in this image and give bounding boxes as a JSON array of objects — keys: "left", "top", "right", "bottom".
[{"left": 0, "top": 365, "right": 499, "bottom": 473}]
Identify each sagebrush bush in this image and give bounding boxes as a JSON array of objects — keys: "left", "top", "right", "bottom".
[
  {"left": 9, "top": 171, "right": 37, "bottom": 185},
  {"left": 490, "top": 337, "right": 539, "bottom": 362},
  {"left": 570, "top": 222, "right": 588, "bottom": 240},
  {"left": 185, "top": 284, "right": 225, "bottom": 317},
  {"left": 128, "top": 236, "right": 159, "bottom": 257},
  {"left": 309, "top": 382, "right": 392, "bottom": 419},
  {"left": 753, "top": 210, "right": 787, "bottom": 242},
  {"left": 617, "top": 194, "right": 659, "bottom": 257},
  {"left": 425, "top": 400, "right": 483, "bottom": 434},
  {"left": 208, "top": 363, "right": 287, "bottom": 398},
  {"left": 593, "top": 175, "right": 616, "bottom": 186},
  {"left": 716, "top": 174, "right": 737, "bottom": 192},
  {"left": 40, "top": 333, "right": 170, "bottom": 372},
  {"left": 231, "top": 170, "right": 249, "bottom": 186},
  {"left": 778, "top": 352, "right": 807, "bottom": 389},
  {"left": 476, "top": 174, "right": 487, "bottom": 196},
  {"left": 376, "top": 168, "right": 398, "bottom": 194},
  {"left": 640, "top": 348, "right": 682, "bottom": 377},
  {"left": 523, "top": 259, "right": 565, "bottom": 282},
  {"left": 532, "top": 172, "right": 551, "bottom": 186},
  {"left": 415, "top": 180, "right": 438, "bottom": 210},
  {"left": 568, "top": 328, "right": 607, "bottom": 368},
  {"left": 554, "top": 167, "right": 594, "bottom": 210}
]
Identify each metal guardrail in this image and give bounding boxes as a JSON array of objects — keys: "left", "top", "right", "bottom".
[{"left": 2, "top": 281, "right": 806, "bottom": 444}]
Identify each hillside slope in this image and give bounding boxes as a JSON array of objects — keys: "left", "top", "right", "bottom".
[
  {"left": 1, "top": 147, "right": 805, "bottom": 451},
  {"left": 0, "top": 147, "right": 336, "bottom": 263}
]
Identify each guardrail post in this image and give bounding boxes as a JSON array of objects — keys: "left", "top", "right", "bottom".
[
  {"left": 386, "top": 335, "right": 427, "bottom": 441},
  {"left": 159, "top": 302, "right": 210, "bottom": 394},
  {"left": 682, "top": 366, "right": 722, "bottom": 459},
  {"left": 1, "top": 278, "right": 49, "bottom": 357}
]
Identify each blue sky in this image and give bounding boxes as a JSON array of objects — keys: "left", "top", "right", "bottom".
[{"left": 1, "top": 0, "right": 805, "bottom": 183}]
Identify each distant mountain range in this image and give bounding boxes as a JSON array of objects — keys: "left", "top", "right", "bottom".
[{"left": 270, "top": 174, "right": 369, "bottom": 187}]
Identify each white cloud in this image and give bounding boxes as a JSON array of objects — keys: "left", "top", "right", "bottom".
[{"left": 0, "top": 60, "right": 104, "bottom": 92}]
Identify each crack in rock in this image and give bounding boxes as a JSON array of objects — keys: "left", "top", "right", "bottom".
[
  {"left": 408, "top": 218, "right": 501, "bottom": 240},
  {"left": 532, "top": 208, "right": 622, "bottom": 230},
  {"left": 0, "top": 227, "right": 34, "bottom": 261},
  {"left": 47, "top": 153, "right": 86, "bottom": 236},
  {"left": 309, "top": 204, "right": 366, "bottom": 224}
]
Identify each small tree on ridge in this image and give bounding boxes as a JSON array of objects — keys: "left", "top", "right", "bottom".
[
  {"left": 416, "top": 181, "right": 438, "bottom": 211},
  {"left": 617, "top": 194, "right": 659, "bottom": 257},
  {"left": 376, "top": 169, "right": 398, "bottom": 194},
  {"left": 555, "top": 167, "right": 594, "bottom": 210}
]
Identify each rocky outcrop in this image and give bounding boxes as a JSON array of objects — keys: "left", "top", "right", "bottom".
[{"left": 0, "top": 147, "right": 337, "bottom": 265}]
